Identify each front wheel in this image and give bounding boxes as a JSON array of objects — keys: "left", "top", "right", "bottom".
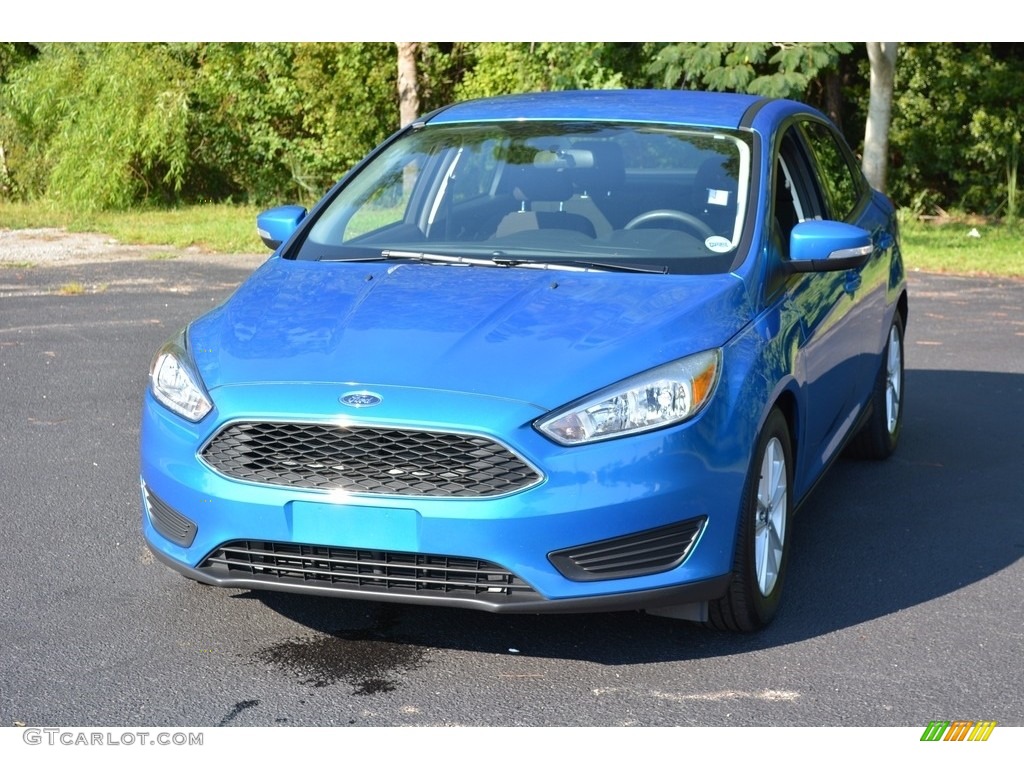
[{"left": 707, "top": 409, "right": 793, "bottom": 632}]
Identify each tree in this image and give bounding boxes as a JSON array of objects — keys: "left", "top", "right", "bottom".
[
  {"left": 190, "top": 43, "right": 397, "bottom": 204},
  {"left": 648, "top": 42, "right": 853, "bottom": 101},
  {"left": 966, "top": 57, "right": 1023, "bottom": 221},
  {"left": 3, "top": 41, "right": 1019, "bottom": 219},
  {"left": 2, "top": 43, "right": 193, "bottom": 210},
  {"left": 0, "top": 44, "right": 36, "bottom": 195},
  {"left": 396, "top": 43, "right": 420, "bottom": 127},
  {"left": 887, "top": 43, "right": 1024, "bottom": 216},
  {"left": 862, "top": 43, "right": 897, "bottom": 193},
  {"left": 454, "top": 43, "right": 630, "bottom": 99}
]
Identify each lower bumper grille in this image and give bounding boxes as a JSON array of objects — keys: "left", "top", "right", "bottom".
[
  {"left": 199, "top": 540, "right": 537, "bottom": 602},
  {"left": 548, "top": 517, "right": 706, "bottom": 582}
]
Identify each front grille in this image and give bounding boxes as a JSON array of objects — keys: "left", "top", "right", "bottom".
[
  {"left": 145, "top": 488, "right": 198, "bottom": 547},
  {"left": 200, "top": 540, "right": 537, "bottom": 601},
  {"left": 200, "top": 422, "right": 541, "bottom": 497},
  {"left": 548, "top": 517, "right": 706, "bottom": 582}
]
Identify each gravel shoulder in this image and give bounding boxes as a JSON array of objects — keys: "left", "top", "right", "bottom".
[
  {"left": 0, "top": 227, "right": 266, "bottom": 297},
  {"left": 0, "top": 227, "right": 265, "bottom": 267}
]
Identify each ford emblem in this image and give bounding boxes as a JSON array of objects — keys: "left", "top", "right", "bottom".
[{"left": 339, "top": 391, "right": 383, "bottom": 408}]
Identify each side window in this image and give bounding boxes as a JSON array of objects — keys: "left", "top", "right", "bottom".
[
  {"left": 773, "top": 127, "right": 827, "bottom": 255},
  {"left": 801, "top": 121, "right": 865, "bottom": 221}
]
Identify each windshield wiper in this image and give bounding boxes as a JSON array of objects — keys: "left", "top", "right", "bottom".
[
  {"left": 319, "top": 250, "right": 489, "bottom": 265},
  {"left": 372, "top": 249, "right": 667, "bottom": 274},
  {"left": 379, "top": 250, "right": 495, "bottom": 267},
  {"left": 490, "top": 256, "right": 667, "bottom": 274}
]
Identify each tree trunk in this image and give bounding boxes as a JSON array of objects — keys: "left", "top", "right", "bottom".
[
  {"left": 863, "top": 42, "right": 898, "bottom": 193},
  {"left": 0, "top": 143, "right": 10, "bottom": 195},
  {"left": 396, "top": 42, "right": 420, "bottom": 128},
  {"left": 822, "top": 69, "right": 844, "bottom": 133}
]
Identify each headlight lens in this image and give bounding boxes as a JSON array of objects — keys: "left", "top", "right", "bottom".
[
  {"left": 149, "top": 329, "right": 212, "bottom": 422},
  {"left": 536, "top": 350, "right": 721, "bottom": 445}
]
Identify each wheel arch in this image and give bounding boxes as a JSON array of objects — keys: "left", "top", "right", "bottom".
[
  {"left": 897, "top": 289, "right": 909, "bottom": 331},
  {"left": 769, "top": 387, "right": 800, "bottom": 483}
]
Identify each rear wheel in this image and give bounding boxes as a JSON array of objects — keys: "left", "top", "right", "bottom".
[
  {"left": 707, "top": 409, "right": 793, "bottom": 632},
  {"left": 848, "top": 312, "right": 904, "bottom": 460}
]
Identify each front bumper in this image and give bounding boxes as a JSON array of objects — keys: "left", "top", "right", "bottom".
[
  {"left": 145, "top": 535, "right": 732, "bottom": 616},
  {"left": 140, "top": 381, "right": 748, "bottom": 615}
]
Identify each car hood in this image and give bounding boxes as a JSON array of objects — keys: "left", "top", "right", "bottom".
[{"left": 190, "top": 258, "right": 751, "bottom": 410}]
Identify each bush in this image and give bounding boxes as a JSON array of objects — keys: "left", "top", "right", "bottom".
[{"left": 3, "top": 44, "right": 193, "bottom": 211}]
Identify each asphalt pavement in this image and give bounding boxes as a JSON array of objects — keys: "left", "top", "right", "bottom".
[{"left": 1, "top": 239, "right": 1021, "bottom": 731}]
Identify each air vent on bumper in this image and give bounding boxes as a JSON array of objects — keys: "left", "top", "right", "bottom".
[
  {"left": 145, "top": 488, "right": 198, "bottom": 548},
  {"left": 548, "top": 518, "right": 706, "bottom": 582}
]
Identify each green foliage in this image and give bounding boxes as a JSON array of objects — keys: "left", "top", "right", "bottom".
[
  {"left": 0, "top": 42, "right": 399, "bottom": 209},
  {"left": 889, "top": 43, "right": 1024, "bottom": 218},
  {"left": 888, "top": 44, "right": 979, "bottom": 211},
  {"left": 649, "top": 42, "right": 852, "bottom": 99},
  {"left": 190, "top": 43, "right": 397, "bottom": 205},
  {"left": 289, "top": 43, "right": 397, "bottom": 195},
  {"left": 183, "top": 42, "right": 301, "bottom": 204},
  {"left": 455, "top": 43, "right": 632, "bottom": 99},
  {"left": 0, "top": 41, "right": 1021, "bottom": 221},
  {"left": 2, "top": 43, "right": 193, "bottom": 211},
  {"left": 966, "top": 62, "right": 1023, "bottom": 221},
  {"left": 0, "top": 44, "right": 38, "bottom": 197},
  {"left": 413, "top": 43, "right": 465, "bottom": 111},
  {"left": 0, "top": 43, "right": 38, "bottom": 82}
]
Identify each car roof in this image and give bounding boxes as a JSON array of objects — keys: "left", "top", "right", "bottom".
[{"left": 421, "top": 89, "right": 782, "bottom": 131}]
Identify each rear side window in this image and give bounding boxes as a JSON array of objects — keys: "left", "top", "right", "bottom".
[{"left": 801, "top": 121, "right": 866, "bottom": 221}]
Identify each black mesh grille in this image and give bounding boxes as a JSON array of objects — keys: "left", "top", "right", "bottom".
[
  {"left": 200, "top": 540, "right": 536, "bottom": 601},
  {"left": 200, "top": 422, "right": 541, "bottom": 497},
  {"left": 549, "top": 517, "right": 706, "bottom": 582}
]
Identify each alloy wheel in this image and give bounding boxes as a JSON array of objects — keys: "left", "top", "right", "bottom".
[{"left": 754, "top": 436, "right": 787, "bottom": 597}]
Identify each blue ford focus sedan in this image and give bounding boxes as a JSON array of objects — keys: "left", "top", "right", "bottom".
[{"left": 141, "top": 90, "right": 907, "bottom": 632}]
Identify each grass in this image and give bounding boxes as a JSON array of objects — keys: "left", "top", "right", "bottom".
[
  {"left": 2, "top": 201, "right": 1022, "bottom": 278},
  {"left": 55, "top": 281, "right": 108, "bottom": 295},
  {"left": 56, "top": 281, "right": 86, "bottom": 295},
  {"left": 0, "top": 201, "right": 265, "bottom": 254},
  {"left": 898, "top": 216, "right": 1024, "bottom": 279}
]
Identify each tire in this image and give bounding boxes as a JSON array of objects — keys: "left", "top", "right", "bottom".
[
  {"left": 707, "top": 408, "right": 793, "bottom": 632},
  {"left": 847, "top": 312, "right": 905, "bottom": 460}
]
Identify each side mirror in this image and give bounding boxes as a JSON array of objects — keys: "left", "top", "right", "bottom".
[
  {"left": 256, "top": 205, "right": 308, "bottom": 251},
  {"left": 786, "top": 220, "right": 873, "bottom": 273}
]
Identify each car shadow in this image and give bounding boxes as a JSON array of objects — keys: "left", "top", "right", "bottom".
[{"left": 244, "top": 368, "right": 1023, "bottom": 665}]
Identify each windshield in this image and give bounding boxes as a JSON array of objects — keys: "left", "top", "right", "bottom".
[{"left": 296, "top": 121, "right": 752, "bottom": 274}]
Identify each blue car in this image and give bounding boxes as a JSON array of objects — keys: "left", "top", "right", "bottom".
[{"left": 141, "top": 90, "right": 907, "bottom": 632}]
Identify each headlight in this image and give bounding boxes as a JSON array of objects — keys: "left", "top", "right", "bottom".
[
  {"left": 535, "top": 350, "right": 721, "bottom": 446},
  {"left": 149, "top": 328, "right": 212, "bottom": 422}
]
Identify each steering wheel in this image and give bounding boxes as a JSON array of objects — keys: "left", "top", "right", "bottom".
[{"left": 624, "top": 209, "right": 716, "bottom": 240}]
